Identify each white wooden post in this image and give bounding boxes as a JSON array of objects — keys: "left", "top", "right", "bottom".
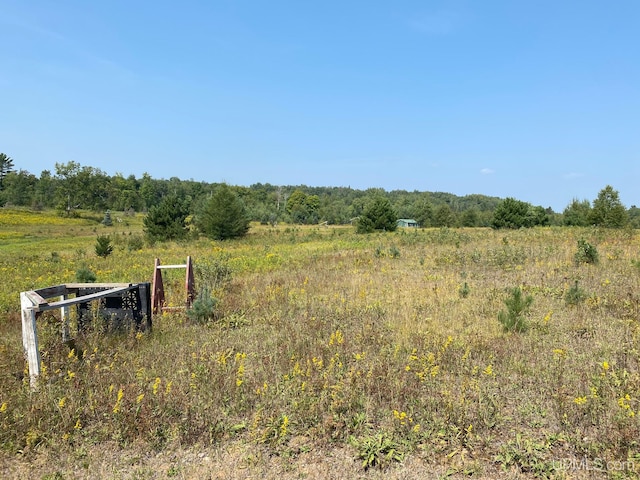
[
  {"left": 20, "top": 292, "right": 41, "bottom": 389},
  {"left": 60, "top": 295, "right": 70, "bottom": 343}
]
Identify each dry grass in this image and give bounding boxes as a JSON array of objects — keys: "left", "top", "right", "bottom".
[{"left": 1, "top": 210, "right": 639, "bottom": 479}]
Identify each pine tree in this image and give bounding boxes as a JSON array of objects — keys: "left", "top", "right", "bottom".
[{"left": 196, "top": 184, "right": 250, "bottom": 240}]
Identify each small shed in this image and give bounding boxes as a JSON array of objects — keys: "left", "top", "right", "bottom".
[{"left": 397, "top": 218, "right": 419, "bottom": 228}]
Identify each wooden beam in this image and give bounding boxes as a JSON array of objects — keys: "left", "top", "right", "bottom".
[
  {"left": 156, "top": 264, "right": 188, "bottom": 269},
  {"left": 33, "top": 285, "right": 136, "bottom": 312},
  {"left": 21, "top": 292, "right": 41, "bottom": 390},
  {"left": 32, "top": 284, "right": 68, "bottom": 299}
]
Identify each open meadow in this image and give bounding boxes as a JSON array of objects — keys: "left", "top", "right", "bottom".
[{"left": 1, "top": 208, "right": 639, "bottom": 479}]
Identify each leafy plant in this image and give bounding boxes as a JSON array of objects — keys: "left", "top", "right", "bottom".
[
  {"left": 194, "top": 255, "right": 233, "bottom": 293},
  {"left": 350, "top": 432, "right": 405, "bottom": 470},
  {"left": 574, "top": 239, "right": 599, "bottom": 265},
  {"left": 94, "top": 235, "right": 113, "bottom": 258},
  {"left": 495, "top": 434, "right": 557, "bottom": 478},
  {"left": 459, "top": 282, "right": 470, "bottom": 298},
  {"left": 498, "top": 287, "right": 533, "bottom": 333},
  {"left": 126, "top": 234, "right": 144, "bottom": 252}
]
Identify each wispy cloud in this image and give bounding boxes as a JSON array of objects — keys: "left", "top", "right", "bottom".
[
  {"left": 563, "top": 172, "right": 584, "bottom": 179},
  {"left": 480, "top": 168, "right": 494, "bottom": 175}
]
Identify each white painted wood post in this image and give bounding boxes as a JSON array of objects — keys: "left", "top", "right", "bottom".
[
  {"left": 60, "top": 295, "right": 70, "bottom": 343},
  {"left": 20, "top": 292, "right": 41, "bottom": 389}
]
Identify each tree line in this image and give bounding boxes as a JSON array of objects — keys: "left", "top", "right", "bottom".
[{"left": 0, "top": 155, "right": 637, "bottom": 233}]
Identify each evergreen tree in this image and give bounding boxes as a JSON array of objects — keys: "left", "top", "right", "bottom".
[
  {"left": 0, "top": 153, "right": 14, "bottom": 190},
  {"left": 356, "top": 196, "right": 398, "bottom": 233},
  {"left": 196, "top": 184, "right": 250, "bottom": 240},
  {"left": 143, "top": 194, "right": 191, "bottom": 242},
  {"left": 491, "top": 198, "right": 531, "bottom": 229}
]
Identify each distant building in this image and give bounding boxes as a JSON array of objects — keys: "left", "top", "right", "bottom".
[{"left": 397, "top": 218, "right": 419, "bottom": 228}]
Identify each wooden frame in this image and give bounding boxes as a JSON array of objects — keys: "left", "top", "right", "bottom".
[
  {"left": 151, "top": 256, "right": 195, "bottom": 314},
  {"left": 20, "top": 282, "right": 150, "bottom": 389}
]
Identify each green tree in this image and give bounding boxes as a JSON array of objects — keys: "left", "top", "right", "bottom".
[
  {"left": 356, "top": 196, "right": 397, "bottom": 233},
  {"left": 461, "top": 208, "right": 479, "bottom": 227},
  {"left": 0, "top": 170, "right": 37, "bottom": 206},
  {"left": 286, "top": 189, "right": 320, "bottom": 224},
  {"left": 0, "top": 153, "right": 14, "bottom": 190},
  {"left": 492, "top": 198, "right": 530, "bottom": 229},
  {"left": 563, "top": 198, "right": 592, "bottom": 226},
  {"left": 433, "top": 204, "right": 457, "bottom": 227},
  {"left": 143, "top": 194, "right": 191, "bottom": 242},
  {"left": 589, "top": 185, "right": 628, "bottom": 228},
  {"left": 196, "top": 184, "right": 250, "bottom": 240}
]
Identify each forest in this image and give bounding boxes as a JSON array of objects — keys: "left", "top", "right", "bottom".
[{"left": 0, "top": 156, "right": 638, "bottom": 229}]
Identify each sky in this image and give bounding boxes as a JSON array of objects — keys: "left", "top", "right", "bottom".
[{"left": 1, "top": 1, "right": 639, "bottom": 212}]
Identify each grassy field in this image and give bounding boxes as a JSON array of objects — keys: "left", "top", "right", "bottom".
[{"left": 1, "top": 208, "right": 639, "bottom": 479}]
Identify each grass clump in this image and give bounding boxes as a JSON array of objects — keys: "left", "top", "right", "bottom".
[{"left": 498, "top": 287, "right": 533, "bottom": 333}]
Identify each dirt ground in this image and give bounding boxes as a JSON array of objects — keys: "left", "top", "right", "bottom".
[{"left": 0, "top": 441, "right": 607, "bottom": 480}]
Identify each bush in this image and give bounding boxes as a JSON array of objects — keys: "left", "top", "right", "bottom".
[
  {"left": 195, "top": 255, "right": 233, "bottom": 293},
  {"left": 565, "top": 280, "right": 587, "bottom": 306},
  {"left": 95, "top": 235, "right": 113, "bottom": 258},
  {"left": 574, "top": 239, "right": 599, "bottom": 265},
  {"left": 75, "top": 265, "right": 97, "bottom": 283},
  {"left": 127, "top": 235, "right": 144, "bottom": 252},
  {"left": 498, "top": 287, "right": 533, "bottom": 333},
  {"left": 186, "top": 288, "right": 218, "bottom": 324}
]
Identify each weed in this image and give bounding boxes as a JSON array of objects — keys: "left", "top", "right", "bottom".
[
  {"left": 350, "top": 432, "right": 405, "bottom": 470},
  {"left": 459, "top": 282, "right": 470, "bottom": 298}
]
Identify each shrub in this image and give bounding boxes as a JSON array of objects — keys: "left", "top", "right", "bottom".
[
  {"left": 565, "top": 280, "right": 587, "bottom": 306},
  {"left": 102, "top": 210, "right": 113, "bottom": 226},
  {"left": 75, "top": 265, "right": 97, "bottom": 283},
  {"left": 195, "top": 255, "right": 233, "bottom": 293},
  {"left": 186, "top": 288, "right": 218, "bottom": 324},
  {"left": 574, "top": 239, "right": 599, "bottom": 265},
  {"left": 498, "top": 287, "right": 533, "bottom": 333},
  {"left": 95, "top": 235, "right": 113, "bottom": 258},
  {"left": 127, "top": 234, "right": 144, "bottom": 252}
]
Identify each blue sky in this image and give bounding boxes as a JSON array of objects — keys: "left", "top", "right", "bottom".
[{"left": 2, "top": 1, "right": 638, "bottom": 212}]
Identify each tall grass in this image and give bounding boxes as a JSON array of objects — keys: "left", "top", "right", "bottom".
[{"left": 1, "top": 210, "right": 639, "bottom": 477}]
